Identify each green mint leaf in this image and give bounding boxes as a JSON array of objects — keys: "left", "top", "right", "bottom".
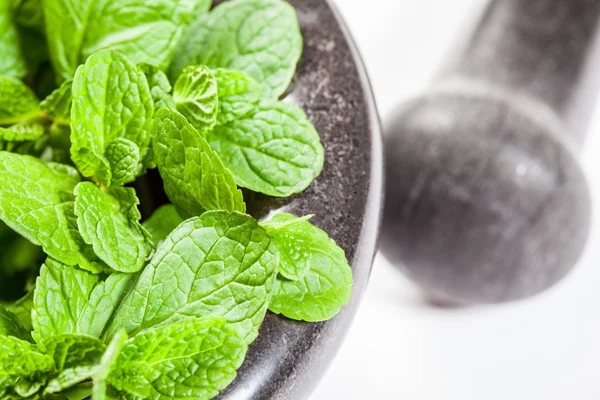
[
  {"left": 0, "top": 75, "right": 40, "bottom": 125},
  {"left": 137, "top": 62, "right": 175, "bottom": 110},
  {"left": 0, "top": 1, "right": 27, "bottom": 77},
  {"left": 32, "top": 260, "right": 133, "bottom": 341},
  {"left": 92, "top": 330, "right": 127, "bottom": 400},
  {"left": 71, "top": 50, "right": 153, "bottom": 185},
  {"left": 104, "top": 211, "right": 278, "bottom": 344},
  {"left": 0, "top": 305, "right": 30, "bottom": 341},
  {"left": 45, "top": 367, "right": 97, "bottom": 395},
  {"left": 267, "top": 214, "right": 353, "bottom": 321},
  {"left": 173, "top": 65, "right": 218, "bottom": 132},
  {"left": 40, "top": 80, "right": 73, "bottom": 122},
  {"left": 100, "top": 138, "right": 141, "bottom": 187},
  {"left": 14, "top": 377, "right": 44, "bottom": 397},
  {"left": 153, "top": 107, "right": 246, "bottom": 217},
  {"left": 207, "top": 101, "right": 324, "bottom": 197},
  {"left": 0, "top": 152, "right": 104, "bottom": 271},
  {"left": 40, "top": 335, "right": 106, "bottom": 394},
  {"left": 260, "top": 213, "right": 313, "bottom": 232},
  {"left": 213, "top": 68, "right": 263, "bottom": 125},
  {"left": 109, "top": 317, "right": 246, "bottom": 400},
  {"left": 0, "top": 121, "right": 44, "bottom": 141},
  {"left": 170, "top": 0, "right": 302, "bottom": 98},
  {"left": 260, "top": 213, "right": 314, "bottom": 280},
  {"left": 74, "top": 183, "right": 153, "bottom": 273},
  {"left": 0, "top": 335, "right": 54, "bottom": 378},
  {"left": 12, "top": 0, "right": 45, "bottom": 33},
  {"left": 43, "top": 0, "right": 197, "bottom": 80},
  {"left": 142, "top": 204, "right": 183, "bottom": 246},
  {"left": 40, "top": 335, "right": 105, "bottom": 370},
  {"left": 8, "top": 289, "right": 34, "bottom": 331}
]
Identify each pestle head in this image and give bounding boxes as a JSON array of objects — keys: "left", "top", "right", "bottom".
[{"left": 381, "top": 89, "right": 591, "bottom": 304}]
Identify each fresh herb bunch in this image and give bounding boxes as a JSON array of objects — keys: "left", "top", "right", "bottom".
[{"left": 0, "top": 0, "right": 353, "bottom": 398}]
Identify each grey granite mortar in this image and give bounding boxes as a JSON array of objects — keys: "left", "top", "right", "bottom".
[{"left": 214, "top": 0, "right": 383, "bottom": 398}]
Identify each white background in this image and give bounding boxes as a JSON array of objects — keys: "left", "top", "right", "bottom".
[{"left": 312, "top": 1, "right": 600, "bottom": 399}]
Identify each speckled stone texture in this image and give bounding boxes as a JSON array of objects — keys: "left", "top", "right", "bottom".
[
  {"left": 382, "top": 0, "right": 599, "bottom": 303},
  {"left": 214, "top": 0, "right": 383, "bottom": 399}
]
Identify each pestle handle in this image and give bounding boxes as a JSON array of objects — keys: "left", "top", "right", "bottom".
[
  {"left": 381, "top": 0, "right": 597, "bottom": 304},
  {"left": 445, "top": 0, "right": 600, "bottom": 146}
]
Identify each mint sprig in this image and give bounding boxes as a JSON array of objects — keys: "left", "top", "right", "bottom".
[{"left": 0, "top": 1, "right": 354, "bottom": 398}]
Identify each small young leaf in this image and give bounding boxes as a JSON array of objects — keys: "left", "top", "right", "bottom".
[
  {"left": 170, "top": 0, "right": 302, "bottom": 98},
  {"left": 137, "top": 62, "right": 175, "bottom": 110},
  {"left": 45, "top": 366, "right": 97, "bottom": 395},
  {"left": 0, "top": 305, "right": 30, "bottom": 340},
  {"left": 0, "top": 335, "right": 54, "bottom": 378},
  {"left": 12, "top": 0, "right": 45, "bottom": 32},
  {"left": 9, "top": 289, "right": 34, "bottom": 331},
  {"left": 16, "top": 378, "right": 45, "bottom": 397},
  {"left": 40, "top": 335, "right": 105, "bottom": 371},
  {"left": 41, "top": 335, "right": 106, "bottom": 394},
  {"left": 32, "top": 260, "right": 133, "bottom": 341},
  {"left": 40, "top": 80, "right": 73, "bottom": 121},
  {"left": 0, "top": 0, "right": 27, "bottom": 77},
  {"left": 153, "top": 107, "right": 245, "bottom": 217},
  {"left": 207, "top": 101, "right": 324, "bottom": 197},
  {"left": 0, "top": 152, "right": 104, "bottom": 271},
  {"left": 267, "top": 215, "right": 353, "bottom": 322},
  {"left": 74, "top": 182, "right": 153, "bottom": 273},
  {"left": 71, "top": 50, "right": 153, "bottom": 184},
  {"left": 92, "top": 330, "right": 127, "bottom": 400},
  {"left": 261, "top": 213, "right": 319, "bottom": 280},
  {"left": 173, "top": 65, "right": 218, "bottom": 132},
  {"left": 104, "top": 211, "right": 279, "bottom": 344},
  {"left": 142, "top": 204, "right": 183, "bottom": 245},
  {"left": 43, "top": 0, "right": 198, "bottom": 80},
  {"left": 109, "top": 317, "right": 246, "bottom": 400},
  {"left": 100, "top": 138, "right": 141, "bottom": 187},
  {"left": 0, "top": 122, "right": 44, "bottom": 141},
  {"left": 213, "top": 68, "right": 263, "bottom": 125},
  {"left": 0, "top": 76, "right": 39, "bottom": 125}
]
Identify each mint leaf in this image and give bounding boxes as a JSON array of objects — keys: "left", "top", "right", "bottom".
[
  {"left": 0, "top": 152, "right": 104, "bottom": 271},
  {"left": 261, "top": 213, "right": 313, "bottom": 280},
  {"left": 138, "top": 62, "right": 175, "bottom": 110},
  {"left": 104, "top": 211, "right": 279, "bottom": 344},
  {"left": 9, "top": 289, "right": 34, "bottom": 331},
  {"left": 213, "top": 68, "right": 262, "bottom": 125},
  {"left": 0, "top": 305, "right": 30, "bottom": 340},
  {"left": 41, "top": 335, "right": 106, "bottom": 394},
  {"left": 0, "top": 75, "right": 39, "bottom": 125},
  {"left": 100, "top": 138, "right": 141, "bottom": 187},
  {"left": 0, "top": 0, "right": 27, "bottom": 77},
  {"left": 43, "top": 0, "right": 197, "bottom": 80},
  {"left": 45, "top": 367, "right": 97, "bottom": 395},
  {"left": 12, "top": 0, "right": 45, "bottom": 33},
  {"left": 170, "top": 0, "right": 302, "bottom": 98},
  {"left": 153, "top": 107, "right": 246, "bottom": 217},
  {"left": 207, "top": 101, "right": 324, "bottom": 196},
  {"left": 173, "top": 65, "right": 218, "bottom": 132},
  {"left": 40, "top": 80, "right": 73, "bottom": 122},
  {"left": 71, "top": 50, "right": 153, "bottom": 185},
  {"left": 109, "top": 317, "right": 246, "bottom": 400},
  {"left": 32, "top": 260, "right": 133, "bottom": 341},
  {"left": 0, "top": 121, "right": 44, "bottom": 141},
  {"left": 0, "top": 335, "right": 54, "bottom": 378},
  {"left": 74, "top": 183, "right": 152, "bottom": 273},
  {"left": 266, "top": 214, "right": 353, "bottom": 322},
  {"left": 92, "top": 330, "right": 127, "bottom": 400},
  {"left": 142, "top": 204, "right": 183, "bottom": 246}
]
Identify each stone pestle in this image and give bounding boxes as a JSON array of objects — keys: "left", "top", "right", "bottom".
[{"left": 381, "top": 0, "right": 600, "bottom": 304}]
